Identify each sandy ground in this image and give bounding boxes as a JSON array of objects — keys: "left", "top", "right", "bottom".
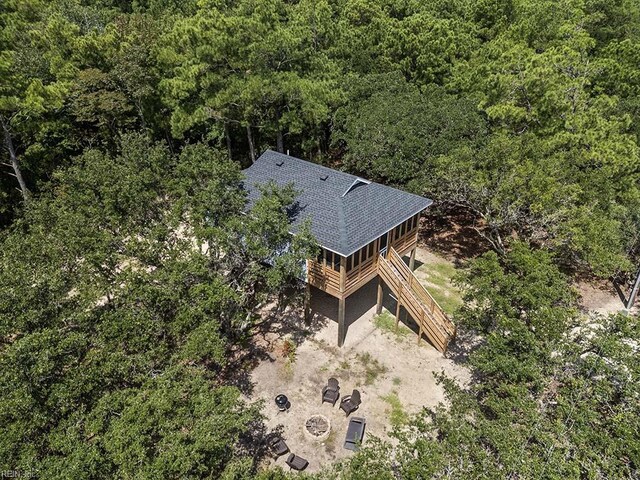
[
  {"left": 248, "top": 250, "right": 470, "bottom": 473},
  {"left": 575, "top": 279, "right": 632, "bottom": 316},
  {"left": 247, "top": 244, "right": 631, "bottom": 474},
  {"left": 576, "top": 281, "right": 623, "bottom": 315}
]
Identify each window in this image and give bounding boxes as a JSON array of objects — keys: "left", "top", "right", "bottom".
[
  {"left": 347, "top": 255, "right": 352, "bottom": 271},
  {"left": 332, "top": 253, "right": 340, "bottom": 271},
  {"left": 316, "top": 249, "right": 324, "bottom": 264},
  {"left": 400, "top": 222, "right": 405, "bottom": 237},
  {"left": 367, "top": 242, "right": 374, "bottom": 259},
  {"left": 353, "top": 251, "right": 360, "bottom": 268},
  {"left": 395, "top": 225, "right": 401, "bottom": 239}
]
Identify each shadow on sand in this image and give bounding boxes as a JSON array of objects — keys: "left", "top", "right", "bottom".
[
  {"left": 227, "top": 273, "right": 480, "bottom": 463},
  {"left": 311, "top": 272, "right": 482, "bottom": 365},
  {"left": 310, "top": 280, "right": 373, "bottom": 335},
  {"left": 309, "top": 276, "right": 457, "bottom": 351},
  {"left": 223, "top": 286, "right": 330, "bottom": 397}
]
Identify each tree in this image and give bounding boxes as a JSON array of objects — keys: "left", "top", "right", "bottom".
[
  {"left": 158, "top": 0, "right": 341, "bottom": 160},
  {"left": 0, "top": 1, "right": 123, "bottom": 212},
  {"left": 456, "top": 241, "right": 577, "bottom": 385},
  {"left": 334, "top": 72, "right": 486, "bottom": 184},
  {"left": 0, "top": 0, "right": 69, "bottom": 202},
  {"left": 429, "top": 7, "right": 640, "bottom": 275},
  {"left": 0, "top": 133, "right": 314, "bottom": 476}
]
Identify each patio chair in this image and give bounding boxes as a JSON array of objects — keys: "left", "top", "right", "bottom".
[
  {"left": 267, "top": 436, "right": 289, "bottom": 457},
  {"left": 339, "top": 389, "right": 361, "bottom": 416},
  {"left": 327, "top": 377, "right": 339, "bottom": 391},
  {"left": 344, "top": 417, "right": 366, "bottom": 451},
  {"left": 285, "top": 453, "right": 309, "bottom": 471},
  {"left": 321, "top": 377, "right": 340, "bottom": 406}
]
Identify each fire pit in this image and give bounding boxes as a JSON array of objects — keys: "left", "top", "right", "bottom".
[{"left": 304, "top": 414, "right": 331, "bottom": 442}]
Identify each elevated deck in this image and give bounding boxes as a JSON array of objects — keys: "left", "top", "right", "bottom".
[
  {"left": 303, "top": 214, "right": 453, "bottom": 351},
  {"left": 306, "top": 214, "right": 419, "bottom": 299}
]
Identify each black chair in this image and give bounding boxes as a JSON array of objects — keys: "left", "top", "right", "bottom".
[
  {"left": 339, "top": 389, "right": 361, "bottom": 416},
  {"left": 267, "top": 436, "right": 289, "bottom": 457},
  {"left": 286, "top": 453, "right": 309, "bottom": 471},
  {"left": 321, "top": 377, "right": 340, "bottom": 406},
  {"left": 327, "top": 377, "right": 339, "bottom": 390},
  {"left": 344, "top": 417, "right": 366, "bottom": 451}
]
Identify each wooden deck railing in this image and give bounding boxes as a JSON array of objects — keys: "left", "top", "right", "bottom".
[
  {"left": 387, "top": 248, "right": 456, "bottom": 337},
  {"left": 390, "top": 229, "right": 418, "bottom": 256},
  {"left": 345, "top": 256, "right": 377, "bottom": 292},
  {"left": 307, "top": 260, "right": 341, "bottom": 297},
  {"left": 378, "top": 248, "right": 455, "bottom": 352}
]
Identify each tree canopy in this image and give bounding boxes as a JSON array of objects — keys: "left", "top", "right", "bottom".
[
  {"left": 1, "top": 0, "right": 639, "bottom": 478},
  {"left": 0, "top": 133, "right": 315, "bottom": 477}
]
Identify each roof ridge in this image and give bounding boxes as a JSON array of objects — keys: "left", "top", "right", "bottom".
[{"left": 337, "top": 196, "right": 349, "bottom": 255}]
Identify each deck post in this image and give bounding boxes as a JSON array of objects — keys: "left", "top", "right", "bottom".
[
  {"left": 338, "top": 254, "right": 347, "bottom": 347},
  {"left": 376, "top": 276, "right": 383, "bottom": 314},
  {"left": 409, "top": 247, "right": 416, "bottom": 271},
  {"left": 395, "top": 285, "right": 402, "bottom": 330},
  {"left": 303, "top": 281, "right": 311, "bottom": 324},
  {"left": 338, "top": 296, "right": 346, "bottom": 347}
]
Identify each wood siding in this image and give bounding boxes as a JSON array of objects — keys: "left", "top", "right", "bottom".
[
  {"left": 307, "top": 213, "right": 421, "bottom": 299},
  {"left": 389, "top": 212, "right": 420, "bottom": 256},
  {"left": 307, "top": 260, "right": 341, "bottom": 298}
]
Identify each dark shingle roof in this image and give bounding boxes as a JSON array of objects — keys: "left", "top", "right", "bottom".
[{"left": 242, "top": 150, "right": 432, "bottom": 257}]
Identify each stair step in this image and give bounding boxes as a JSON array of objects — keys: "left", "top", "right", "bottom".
[{"left": 378, "top": 248, "right": 455, "bottom": 353}]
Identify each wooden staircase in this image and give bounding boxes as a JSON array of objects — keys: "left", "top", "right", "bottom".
[{"left": 378, "top": 247, "right": 456, "bottom": 353}]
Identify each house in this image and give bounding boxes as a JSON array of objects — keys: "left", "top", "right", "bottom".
[{"left": 243, "top": 151, "right": 455, "bottom": 353}]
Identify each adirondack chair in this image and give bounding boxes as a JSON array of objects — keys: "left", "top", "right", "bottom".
[
  {"left": 321, "top": 377, "right": 340, "bottom": 406},
  {"left": 267, "top": 436, "right": 289, "bottom": 457},
  {"left": 339, "top": 389, "right": 361, "bottom": 416}
]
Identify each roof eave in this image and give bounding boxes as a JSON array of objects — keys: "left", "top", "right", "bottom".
[{"left": 288, "top": 199, "right": 432, "bottom": 257}]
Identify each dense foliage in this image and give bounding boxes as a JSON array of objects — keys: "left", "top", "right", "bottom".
[
  {"left": 317, "top": 245, "right": 639, "bottom": 479},
  {"left": 1, "top": 0, "right": 639, "bottom": 478},
  {"left": 0, "top": 133, "right": 315, "bottom": 477},
  {"left": 2, "top": 0, "right": 640, "bottom": 275}
]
